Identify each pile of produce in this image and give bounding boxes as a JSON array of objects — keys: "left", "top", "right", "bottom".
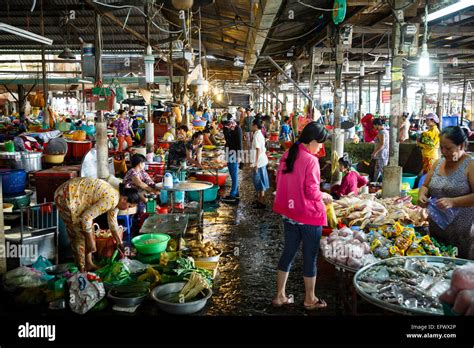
[
  {"left": 355, "top": 257, "right": 464, "bottom": 314},
  {"left": 109, "top": 280, "right": 150, "bottom": 298},
  {"left": 188, "top": 240, "right": 221, "bottom": 259},
  {"left": 321, "top": 223, "right": 457, "bottom": 270},
  {"left": 368, "top": 222, "right": 457, "bottom": 259},
  {"left": 333, "top": 195, "right": 428, "bottom": 229},
  {"left": 177, "top": 272, "right": 210, "bottom": 303}
]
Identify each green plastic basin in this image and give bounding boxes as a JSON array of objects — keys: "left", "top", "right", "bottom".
[{"left": 132, "top": 233, "right": 170, "bottom": 255}]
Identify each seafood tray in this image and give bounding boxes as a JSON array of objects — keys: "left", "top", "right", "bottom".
[{"left": 354, "top": 256, "right": 473, "bottom": 315}]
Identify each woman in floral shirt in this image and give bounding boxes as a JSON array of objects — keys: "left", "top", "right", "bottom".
[
  {"left": 112, "top": 109, "right": 134, "bottom": 151},
  {"left": 54, "top": 178, "right": 140, "bottom": 272},
  {"left": 123, "top": 154, "right": 160, "bottom": 201}
]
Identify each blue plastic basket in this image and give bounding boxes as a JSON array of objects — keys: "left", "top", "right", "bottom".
[
  {"left": 0, "top": 169, "right": 27, "bottom": 196},
  {"left": 187, "top": 185, "right": 219, "bottom": 202},
  {"left": 402, "top": 173, "right": 417, "bottom": 189}
]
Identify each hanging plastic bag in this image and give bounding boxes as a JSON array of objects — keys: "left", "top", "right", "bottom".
[
  {"left": 427, "top": 198, "right": 459, "bottom": 230},
  {"left": 326, "top": 203, "right": 338, "bottom": 229},
  {"left": 68, "top": 272, "right": 105, "bottom": 315}
]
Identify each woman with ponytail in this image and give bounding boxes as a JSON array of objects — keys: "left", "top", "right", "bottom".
[
  {"left": 418, "top": 126, "right": 474, "bottom": 259},
  {"left": 272, "top": 122, "right": 332, "bottom": 310}
]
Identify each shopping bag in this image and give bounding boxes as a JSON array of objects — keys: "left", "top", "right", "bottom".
[{"left": 68, "top": 272, "right": 105, "bottom": 315}]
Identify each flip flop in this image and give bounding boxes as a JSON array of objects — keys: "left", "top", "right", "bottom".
[
  {"left": 304, "top": 298, "right": 327, "bottom": 311},
  {"left": 271, "top": 297, "right": 294, "bottom": 308}
]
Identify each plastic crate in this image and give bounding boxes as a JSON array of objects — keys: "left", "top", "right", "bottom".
[
  {"left": 194, "top": 260, "right": 219, "bottom": 279},
  {"left": 66, "top": 141, "right": 92, "bottom": 161},
  {"left": 34, "top": 167, "right": 79, "bottom": 203}
]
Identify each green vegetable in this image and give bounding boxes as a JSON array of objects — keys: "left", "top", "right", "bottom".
[{"left": 179, "top": 272, "right": 209, "bottom": 302}]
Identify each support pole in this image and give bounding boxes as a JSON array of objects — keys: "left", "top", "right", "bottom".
[
  {"left": 95, "top": 12, "right": 108, "bottom": 179},
  {"left": 461, "top": 75, "right": 467, "bottom": 125},
  {"left": 358, "top": 77, "right": 363, "bottom": 122},
  {"left": 183, "top": 61, "right": 189, "bottom": 128},
  {"left": 308, "top": 47, "right": 316, "bottom": 119},
  {"left": 382, "top": 1, "right": 404, "bottom": 198},
  {"left": 17, "top": 85, "right": 25, "bottom": 113},
  {"left": 344, "top": 80, "right": 348, "bottom": 117},
  {"left": 376, "top": 73, "right": 382, "bottom": 113},
  {"left": 144, "top": 2, "right": 154, "bottom": 154},
  {"left": 437, "top": 64, "right": 444, "bottom": 129},
  {"left": 332, "top": 29, "right": 344, "bottom": 184},
  {"left": 448, "top": 84, "right": 452, "bottom": 115},
  {"left": 40, "top": 0, "right": 49, "bottom": 128},
  {"left": 292, "top": 76, "right": 298, "bottom": 139},
  {"left": 402, "top": 72, "right": 408, "bottom": 115}
]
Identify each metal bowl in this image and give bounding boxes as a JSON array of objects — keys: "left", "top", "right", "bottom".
[
  {"left": 45, "top": 264, "right": 71, "bottom": 276},
  {"left": 107, "top": 290, "right": 148, "bottom": 307},
  {"left": 150, "top": 281, "right": 212, "bottom": 315}
]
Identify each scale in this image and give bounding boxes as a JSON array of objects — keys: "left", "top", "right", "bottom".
[{"left": 332, "top": 0, "right": 347, "bottom": 25}]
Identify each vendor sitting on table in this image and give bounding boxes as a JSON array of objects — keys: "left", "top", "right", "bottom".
[
  {"left": 330, "top": 155, "right": 368, "bottom": 199},
  {"left": 186, "top": 131, "right": 204, "bottom": 167},
  {"left": 54, "top": 177, "right": 140, "bottom": 272},
  {"left": 123, "top": 154, "right": 160, "bottom": 203},
  {"left": 167, "top": 125, "right": 189, "bottom": 168}
]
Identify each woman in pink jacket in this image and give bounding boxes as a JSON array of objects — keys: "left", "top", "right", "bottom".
[{"left": 272, "top": 122, "right": 332, "bottom": 310}]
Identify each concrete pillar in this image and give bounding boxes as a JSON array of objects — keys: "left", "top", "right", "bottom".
[
  {"left": 95, "top": 13, "right": 108, "bottom": 179},
  {"left": 96, "top": 122, "right": 109, "bottom": 179},
  {"left": 145, "top": 104, "right": 154, "bottom": 153},
  {"left": 344, "top": 80, "right": 348, "bottom": 116},
  {"left": 0, "top": 180, "right": 6, "bottom": 274},
  {"left": 382, "top": 1, "right": 404, "bottom": 198},
  {"left": 437, "top": 64, "right": 444, "bottom": 128},
  {"left": 448, "top": 84, "right": 452, "bottom": 114},
  {"left": 17, "top": 85, "right": 26, "bottom": 113}
]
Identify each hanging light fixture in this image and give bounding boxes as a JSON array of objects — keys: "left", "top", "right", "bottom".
[
  {"left": 359, "top": 61, "right": 365, "bottom": 77},
  {"left": 58, "top": 23, "right": 75, "bottom": 60},
  {"left": 343, "top": 57, "right": 350, "bottom": 73},
  {"left": 144, "top": 45, "right": 155, "bottom": 83},
  {"left": 419, "top": 4, "right": 430, "bottom": 77}
]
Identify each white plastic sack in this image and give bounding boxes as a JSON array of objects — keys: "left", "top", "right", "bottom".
[
  {"left": 3, "top": 267, "right": 47, "bottom": 291},
  {"left": 119, "top": 258, "right": 148, "bottom": 274},
  {"left": 68, "top": 273, "right": 105, "bottom": 315}
]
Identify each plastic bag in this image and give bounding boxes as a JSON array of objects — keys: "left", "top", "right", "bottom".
[
  {"left": 68, "top": 272, "right": 105, "bottom": 315},
  {"left": 32, "top": 255, "right": 53, "bottom": 273},
  {"left": 326, "top": 203, "right": 338, "bottom": 229},
  {"left": 428, "top": 198, "right": 459, "bottom": 230},
  {"left": 119, "top": 258, "right": 148, "bottom": 274},
  {"left": 3, "top": 267, "right": 48, "bottom": 291}
]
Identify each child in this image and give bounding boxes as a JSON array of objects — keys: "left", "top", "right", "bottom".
[
  {"left": 279, "top": 116, "right": 293, "bottom": 149},
  {"left": 250, "top": 118, "right": 270, "bottom": 209},
  {"left": 331, "top": 155, "right": 368, "bottom": 199}
]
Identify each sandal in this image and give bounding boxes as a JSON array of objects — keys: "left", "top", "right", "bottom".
[
  {"left": 271, "top": 297, "right": 294, "bottom": 308},
  {"left": 304, "top": 298, "right": 327, "bottom": 311}
]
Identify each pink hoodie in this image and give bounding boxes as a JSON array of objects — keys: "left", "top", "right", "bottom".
[{"left": 273, "top": 143, "right": 327, "bottom": 226}]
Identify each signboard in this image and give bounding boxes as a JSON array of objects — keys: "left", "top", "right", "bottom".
[{"left": 382, "top": 90, "right": 391, "bottom": 103}]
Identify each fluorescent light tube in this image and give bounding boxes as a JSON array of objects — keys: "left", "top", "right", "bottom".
[
  {"left": 427, "top": 0, "right": 473, "bottom": 22},
  {"left": 0, "top": 22, "right": 53, "bottom": 45}
]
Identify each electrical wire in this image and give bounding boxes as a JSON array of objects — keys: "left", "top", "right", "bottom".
[
  {"left": 296, "top": 0, "right": 334, "bottom": 12},
  {"left": 254, "top": 24, "right": 321, "bottom": 42},
  {"left": 91, "top": 0, "right": 183, "bottom": 34}
]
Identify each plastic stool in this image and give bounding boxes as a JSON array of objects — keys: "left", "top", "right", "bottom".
[{"left": 117, "top": 214, "right": 133, "bottom": 244}]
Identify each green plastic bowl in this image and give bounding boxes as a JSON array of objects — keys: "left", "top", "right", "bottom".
[
  {"left": 402, "top": 173, "right": 417, "bottom": 189},
  {"left": 187, "top": 185, "right": 219, "bottom": 202},
  {"left": 132, "top": 233, "right": 170, "bottom": 255}
]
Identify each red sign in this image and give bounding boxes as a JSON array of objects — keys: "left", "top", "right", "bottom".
[{"left": 381, "top": 90, "right": 391, "bottom": 103}]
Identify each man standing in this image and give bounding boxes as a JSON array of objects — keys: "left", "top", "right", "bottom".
[
  {"left": 221, "top": 114, "right": 243, "bottom": 204},
  {"left": 250, "top": 118, "right": 269, "bottom": 209},
  {"left": 399, "top": 112, "right": 411, "bottom": 142},
  {"left": 241, "top": 108, "right": 255, "bottom": 150}
]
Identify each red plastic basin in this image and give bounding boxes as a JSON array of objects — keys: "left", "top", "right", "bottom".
[{"left": 195, "top": 172, "right": 228, "bottom": 186}]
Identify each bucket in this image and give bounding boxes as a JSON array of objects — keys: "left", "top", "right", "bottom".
[
  {"left": 187, "top": 185, "right": 219, "bottom": 202},
  {"left": 82, "top": 43, "right": 95, "bottom": 56},
  {"left": 402, "top": 173, "right": 417, "bottom": 189},
  {"left": 5, "top": 141, "right": 15, "bottom": 152}
]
